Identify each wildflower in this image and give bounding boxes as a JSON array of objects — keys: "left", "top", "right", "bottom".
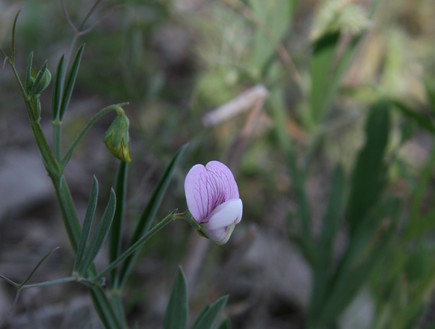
[{"left": 184, "top": 161, "right": 243, "bottom": 244}]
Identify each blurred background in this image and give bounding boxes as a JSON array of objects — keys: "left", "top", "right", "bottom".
[{"left": 1, "top": 0, "right": 435, "bottom": 328}]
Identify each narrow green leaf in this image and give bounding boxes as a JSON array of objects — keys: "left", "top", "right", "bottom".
[
  {"left": 425, "top": 79, "right": 435, "bottom": 113},
  {"left": 74, "top": 176, "right": 99, "bottom": 274},
  {"left": 109, "top": 161, "right": 128, "bottom": 285},
  {"left": 392, "top": 100, "right": 435, "bottom": 135},
  {"left": 269, "top": 87, "right": 314, "bottom": 264},
  {"left": 52, "top": 55, "right": 65, "bottom": 120},
  {"left": 406, "top": 209, "right": 435, "bottom": 242},
  {"left": 25, "top": 52, "right": 34, "bottom": 91},
  {"left": 248, "top": 0, "right": 296, "bottom": 71},
  {"left": 391, "top": 257, "right": 435, "bottom": 329},
  {"left": 309, "top": 31, "right": 362, "bottom": 126},
  {"left": 218, "top": 319, "right": 231, "bottom": 329},
  {"left": 309, "top": 165, "right": 347, "bottom": 319},
  {"left": 193, "top": 305, "right": 210, "bottom": 328},
  {"left": 308, "top": 0, "right": 381, "bottom": 126},
  {"left": 57, "top": 176, "right": 82, "bottom": 252},
  {"left": 410, "top": 145, "right": 435, "bottom": 220},
  {"left": 118, "top": 144, "right": 188, "bottom": 288},
  {"left": 79, "top": 188, "right": 116, "bottom": 274},
  {"left": 163, "top": 267, "right": 188, "bottom": 329},
  {"left": 318, "top": 165, "right": 347, "bottom": 256},
  {"left": 347, "top": 100, "right": 390, "bottom": 236},
  {"left": 59, "top": 44, "right": 85, "bottom": 120},
  {"left": 20, "top": 247, "right": 59, "bottom": 287},
  {"left": 310, "top": 32, "right": 340, "bottom": 124},
  {"left": 10, "top": 8, "right": 22, "bottom": 63},
  {"left": 317, "top": 215, "right": 397, "bottom": 327},
  {"left": 192, "top": 295, "right": 229, "bottom": 329}
]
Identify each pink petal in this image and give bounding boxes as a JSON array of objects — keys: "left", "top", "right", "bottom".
[
  {"left": 184, "top": 161, "right": 239, "bottom": 223},
  {"left": 184, "top": 164, "right": 217, "bottom": 222},
  {"left": 205, "top": 161, "right": 239, "bottom": 200}
]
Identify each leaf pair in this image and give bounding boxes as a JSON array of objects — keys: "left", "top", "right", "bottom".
[
  {"left": 53, "top": 45, "right": 85, "bottom": 122},
  {"left": 164, "top": 268, "right": 229, "bottom": 329},
  {"left": 74, "top": 176, "right": 116, "bottom": 277}
]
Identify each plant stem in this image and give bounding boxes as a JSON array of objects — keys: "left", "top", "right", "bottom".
[
  {"left": 61, "top": 103, "right": 127, "bottom": 169},
  {"left": 53, "top": 119, "right": 62, "bottom": 161},
  {"left": 111, "top": 291, "right": 128, "bottom": 329},
  {"left": 109, "top": 161, "right": 128, "bottom": 286},
  {"left": 22, "top": 276, "right": 76, "bottom": 289},
  {"left": 95, "top": 212, "right": 177, "bottom": 283}
]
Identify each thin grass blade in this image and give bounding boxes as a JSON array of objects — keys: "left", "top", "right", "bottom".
[
  {"left": 309, "top": 165, "right": 347, "bottom": 320},
  {"left": 392, "top": 100, "right": 435, "bottom": 135},
  {"left": 347, "top": 100, "right": 390, "bottom": 236}
]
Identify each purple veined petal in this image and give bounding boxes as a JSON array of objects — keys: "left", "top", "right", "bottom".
[
  {"left": 185, "top": 161, "right": 240, "bottom": 223},
  {"left": 205, "top": 161, "right": 239, "bottom": 201},
  {"left": 185, "top": 164, "right": 221, "bottom": 223}
]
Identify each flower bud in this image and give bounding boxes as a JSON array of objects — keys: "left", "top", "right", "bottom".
[
  {"left": 104, "top": 110, "right": 131, "bottom": 162},
  {"left": 30, "top": 67, "right": 51, "bottom": 96}
]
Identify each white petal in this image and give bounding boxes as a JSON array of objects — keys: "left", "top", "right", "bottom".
[{"left": 204, "top": 199, "right": 243, "bottom": 230}]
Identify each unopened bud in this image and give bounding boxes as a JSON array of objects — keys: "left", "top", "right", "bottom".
[
  {"left": 30, "top": 67, "right": 51, "bottom": 96},
  {"left": 104, "top": 110, "right": 131, "bottom": 163}
]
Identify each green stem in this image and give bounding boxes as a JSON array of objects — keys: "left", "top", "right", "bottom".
[
  {"left": 95, "top": 212, "right": 177, "bottom": 283},
  {"left": 111, "top": 291, "right": 128, "bottom": 329},
  {"left": 8, "top": 59, "right": 27, "bottom": 101},
  {"left": 78, "top": 0, "right": 102, "bottom": 31},
  {"left": 8, "top": 61, "right": 61, "bottom": 178},
  {"left": 6, "top": 41, "right": 126, "bottom": 329},
  {"left": 53, "top": 177, "right": 125, "bottom": 328},
  {"left": 22, "top": 276, "right": 76, "bottom": 289},
  {"left": 30, "top": 119, "right": 60, "bottom": 178},
  {"left": 269, "top": 90, "right": 314, "bottom": 264},
  {"left": 89, "top": 286, "right": 124, "bottom": 329},
  {"left": 61, "top": 103, "right": 127, "bottom": 169},
  {"left": 54, "top": 176, "right": 82, "bottom": 252},
  {"left": 53, "top": 119, "right": 62, "bottom": 161},
  {"left": 110, "top": 161, "right": 128, "bottom": 287}
]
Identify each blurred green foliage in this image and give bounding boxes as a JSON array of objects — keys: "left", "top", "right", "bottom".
[{"left": 3, "top": 0, "right": 435, "bottom": 328}]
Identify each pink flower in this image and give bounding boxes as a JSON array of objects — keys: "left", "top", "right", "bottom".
[{"left": 184, "top": 161, "right": 243, "bottom": 244}]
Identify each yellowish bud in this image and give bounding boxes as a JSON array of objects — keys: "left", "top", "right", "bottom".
[{"left": 104, "top": 111, "right": 131, "bottom": 163}]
